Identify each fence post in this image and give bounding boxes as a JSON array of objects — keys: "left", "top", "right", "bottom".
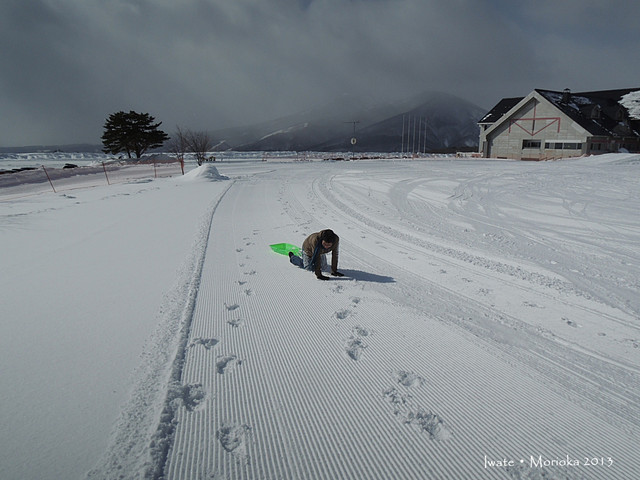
[
  {"left": 102, "top": 162, "right": 111, "bottom": 185},
  {"left": 42, "top": 165, "right": 56, "bottom": 193}
]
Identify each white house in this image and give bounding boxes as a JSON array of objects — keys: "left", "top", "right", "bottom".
[{"left": 478, "top": 88, "right": 640, "bottom": 160}]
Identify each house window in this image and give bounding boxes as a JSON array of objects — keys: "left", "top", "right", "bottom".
[
  {"left": 544, "top": 142, "right": 582, "bottom": 150},
  {"left": 523, "top": 139, "right": 541, "bottom": 149}
]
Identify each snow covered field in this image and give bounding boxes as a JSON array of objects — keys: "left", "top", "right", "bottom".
[{"left": 1, "top": 154, "right": 639, "bottom": 480}]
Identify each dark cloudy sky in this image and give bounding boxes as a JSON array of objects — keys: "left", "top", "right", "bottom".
[{"left": 1, "top": 0, "right": 639, "bottom": 147}]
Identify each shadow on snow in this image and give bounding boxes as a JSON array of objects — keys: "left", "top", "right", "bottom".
[{"left": 338, "top": 269, "right": 395, "bottom": 284}]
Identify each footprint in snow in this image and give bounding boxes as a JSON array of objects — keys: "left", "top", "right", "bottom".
[
  {"left": 170, "top": 382, "right": 207, "bottom": 412},
  {"left": 244, "top": 289, "right": 253, "bottom": 296},
  {"left": 352, "top": 325, "right": 371, "bottom": 337},
  {"left": 394, "top": 370, "right": 426, "bottom": 388},
  {"left": 350, "top": 296, "right": 361, "bottom": 306},
  {"left": 405, "top": 408, "right": 453, "bottom": 441},
  {"left": 217, "top": 423, "right": 252, "bottom": 456},
  {"left": 216, "top": 354, "right": 243, "bottom": 374},
  {"left": 224, "top": 303, "right": 240, "bottom": 311},
  {"left": 563, "top": 317, "right": 579, "bottom": 328},
  {"left": 523, "top": 301, "right": 544, "bottom": 308},
  {"left": 383, "top": 388, "right": 452, "bottom": 441},
  {"left": 345, "top": 337, "right": 367, "bottom": 361},
  {"left": 190, "top": 338, "right": 219, "bottom": 350},
  {"left": 227, "top": 318, "right": 245, "bottom": 328},
  {"left": 505, "top": 463, "right": 579, "bottom": 480},
  {"left": 334, "top": 309, "right": 352, "bottom": 320}
]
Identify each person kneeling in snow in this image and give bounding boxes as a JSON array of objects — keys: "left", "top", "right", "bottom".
[{"left": 290, "top": 229, "right": 344, "bottom": 280}]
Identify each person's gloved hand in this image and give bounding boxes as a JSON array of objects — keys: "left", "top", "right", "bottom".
[
  {"left": 317, "top": 274, "right": 330, "bottom": 280},
  {"left": 331, "top": 271, "right": 344, "bottom": 277}
]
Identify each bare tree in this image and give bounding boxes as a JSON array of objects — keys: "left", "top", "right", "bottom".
[
  {"left": 167, "top": 126, "right": 189, "bottom": 164},
  {"left": 187, "top": 130, "right": 214, "bottom": 166}
]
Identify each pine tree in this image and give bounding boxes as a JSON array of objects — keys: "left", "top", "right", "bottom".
[{"left": 101, "top": 111, "right": 170, "bottom": 159}]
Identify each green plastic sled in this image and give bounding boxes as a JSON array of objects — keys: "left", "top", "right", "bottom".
[{"left": 270, "top": 243, "right": 301, "bottom": 257}]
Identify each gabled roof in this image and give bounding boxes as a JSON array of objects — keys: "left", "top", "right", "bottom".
[
  {"left": 478, "top": 97, "right": 522, "bottom": 124},
  {"left": 537, "top": 88, "right": 640, "bottom": 137},
  {"left": 480, "top": 88, "right": 640, "bottom": 138}
]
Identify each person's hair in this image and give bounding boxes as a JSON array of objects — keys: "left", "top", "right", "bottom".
[{"left": 321, "top": 229, "right": 337, "bottom": 244}]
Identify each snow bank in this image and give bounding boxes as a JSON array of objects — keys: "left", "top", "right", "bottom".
[
  {"left": 569, "top": 152, "right": 640, "bottom": 165},
  {"left": 180, "top": 164, "right": 229, "bottom": 182}
]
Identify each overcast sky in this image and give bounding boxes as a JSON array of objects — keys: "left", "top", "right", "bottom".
[{"left": 1, "top": 0, "right": 639, "bottom": 146}]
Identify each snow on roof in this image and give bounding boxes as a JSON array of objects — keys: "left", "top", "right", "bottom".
[
  {"left": 620, "top": 91, "right": 640, "bottom": 120},
  {"left": 542, "top": 91, "right": 592, "bottom": 109}
]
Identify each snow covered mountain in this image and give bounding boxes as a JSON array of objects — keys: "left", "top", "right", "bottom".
[{"left": 212, "top": 92, "right": 486, "bottom": 152}]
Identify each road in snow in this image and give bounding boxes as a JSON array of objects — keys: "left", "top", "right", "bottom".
[{"left": 1, "top": 154, "right": 639, "bottom": 479}]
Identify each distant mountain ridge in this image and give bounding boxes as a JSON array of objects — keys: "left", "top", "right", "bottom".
[{"left": 212, "top": 91, "right": 485, "bottom": 152}]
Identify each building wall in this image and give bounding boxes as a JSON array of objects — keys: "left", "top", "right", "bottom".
[{"left": 483, "top": 95, "right": 590, "bottom": 160}]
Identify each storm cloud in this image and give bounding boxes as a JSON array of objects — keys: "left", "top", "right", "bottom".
[{"left": 1, "top": 0, "right": 639, "bottom": 146}]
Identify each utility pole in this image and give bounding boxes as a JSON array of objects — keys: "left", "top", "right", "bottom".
[
  {"left": 423, "top": 116, "right": 428, "bottom": 154},
  {"left": 345, "top": 120, "right": 360, "bottom": 160},
  {"left": 401, "top": 115, "right": 405, "bottom": 156}
]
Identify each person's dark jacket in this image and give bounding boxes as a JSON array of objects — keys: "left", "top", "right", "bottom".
[{"left": 302, "top": 230, "right": 339, "bottom": 279}]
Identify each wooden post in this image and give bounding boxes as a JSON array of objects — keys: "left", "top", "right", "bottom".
[
  {"left": 42, "top": 165, "right": 56, "bottom": 193},
  {"left": 102, "top": 162, "right": 111, "bottom": 185}
]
